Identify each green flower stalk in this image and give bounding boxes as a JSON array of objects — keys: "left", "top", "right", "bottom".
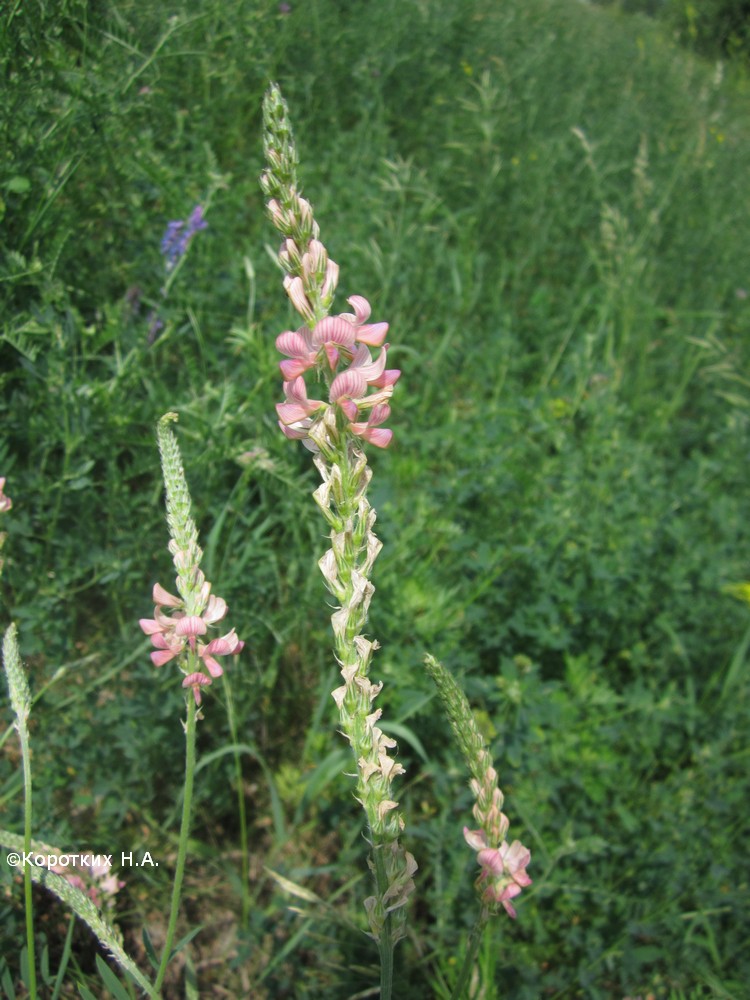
[{"left": 261, "top": 84, "right": 415, "bottom": 987}]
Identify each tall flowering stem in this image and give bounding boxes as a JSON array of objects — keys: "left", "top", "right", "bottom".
[
  {"left": 424, "top": 655, "right": 532, "bottom": 998},
  {"left": 140, "top": 414, "right": 243, "bottom": 992},
  {"left": 261, "top": 84, "right": 415, "bottom": 996},
  {"left": 3, "top": 623, "right": 37, "bottom": 1000}
]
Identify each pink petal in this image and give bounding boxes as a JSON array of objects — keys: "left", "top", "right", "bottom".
[
  {"left": 356, "top": 321, "right": 389, "bottom": 347},
  {"left": 353, "top": 426, "right": 393, "bottom": 448},
  {"left": 346, "top": 295, "right": 371, "bottom": 323},
  {"left": 175, "top": 615, "right": 207, "bottom": 638},
  {"left": 201, "top": 655, "right": 224, "bottom": 678},
  {"left": 371, "top": 368, "right": 401, "bottom": 389},
  {"left": 152, "top": 582, "right": 181, "bottom": 607},
  {"left": 330, "top": 369, "right": 367, "bottom": 402},
  {"left": 203, "top": 595, "right": 227, "bottom": 625},
  {"left": 182, "top": 672, "right": 212, "bottom": 705},
  {"left": 463, "top": 827, "right": 489, "bottom": 852},
  {"left": 151, "top": 648, "right": 180, "bottom": 667},
  {"left": 312, "top": 315, "right": 357, "bottom": 348},
  {"left": 279, "top": 358, "right": 312, "bottom": 379},
  {"left": 203, "top": 629, "right": 243, "bottom": 656}
]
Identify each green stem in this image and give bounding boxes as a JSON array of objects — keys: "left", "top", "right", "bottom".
[
  {"left": 451, "top": 906, "right": 490, "bottom": 1000},
  {"left": 154, "top": 696, "right": 197, "bottom": 992},
  {"left": 221, "top": 672, "right": 250, "bottom": 928},
  {"left": 371, "top": 841, "right": 395, "bottom": 1000},
  {"left": 21, "top": 721, "right": 37, "bottom": 1000}
]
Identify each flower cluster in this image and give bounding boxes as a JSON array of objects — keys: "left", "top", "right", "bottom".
[
  {"left": 463, "top": 750, "right": 532, "bottom": 918},
  {"left": 141, "top": 415, "right": 243, "bottom": 708},
  {"left": 463, "top": 826, "right": 532, "bottom": 919},
  {"left": 260, "top": 84, "right": 400, "bottom": 451},
  {"left": 139, "top": 582, "right": 243, "bottom": 705},
  {"left": 276, "top": 295, "right": 400, "bottom": 448},
  {"left": 160, "top": 205, "right": 208, "bottom": 272}
]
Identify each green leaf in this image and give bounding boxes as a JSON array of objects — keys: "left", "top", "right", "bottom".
[
  {"left": 168, "top": 925, "right": 203, "bottom": 961},
  {"left": 141, "top": 928, "right": 159, "bottom": 971},
  {"left": 1, "top": 958, "right": 16, "bottom": 1000},
  {"left": 6, "top": 176, "right": 31, "bottom": 194},
  {"left": 95, "top": 954, "right": 133, "bottom": 1000}
]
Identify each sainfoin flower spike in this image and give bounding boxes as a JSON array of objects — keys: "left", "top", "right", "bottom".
[
  {"left": 424, "top": 654, "right": 532, "bottom": 919},
  {"left": 139, "top": 413, "right": 243, "bottom": 710},
  {"left": 261, "top": 83, "right": 414, "bottom": 973},
  {"left": 261, "top": 84, "right": 400, "bottom": 454}
]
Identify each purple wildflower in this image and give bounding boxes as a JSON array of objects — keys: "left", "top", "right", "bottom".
[{"left": 160, "top": 204, "right": 208, "bottom": 272}]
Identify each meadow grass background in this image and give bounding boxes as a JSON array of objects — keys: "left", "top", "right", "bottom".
[{"left": 1, "top": 0, "right": 749, "bottom": 996}]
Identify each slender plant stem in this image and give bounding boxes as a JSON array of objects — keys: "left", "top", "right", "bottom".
[
  {"left": 154, "top": 696, "right": 197, "bottom": 993},
  {"left": 221, "top": 672, "right": 250, "bottom": 927},
  {"left": 451, "top": 906, "right": 490, "bottom": 1000},
  {"left": 371, "top": 840, "right": 395, "bottom": 1000},
  {"left": 21, "top": 719, "right": 37, "bottom": 1000}
]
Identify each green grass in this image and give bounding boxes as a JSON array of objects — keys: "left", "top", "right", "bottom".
[{"left": 1, "top": 0, "right": 749, "bottom": 996}]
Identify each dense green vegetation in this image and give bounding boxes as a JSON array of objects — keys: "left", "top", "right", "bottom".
[{"left": 1, "top": 0, "right": 749, "bottom": 996}]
